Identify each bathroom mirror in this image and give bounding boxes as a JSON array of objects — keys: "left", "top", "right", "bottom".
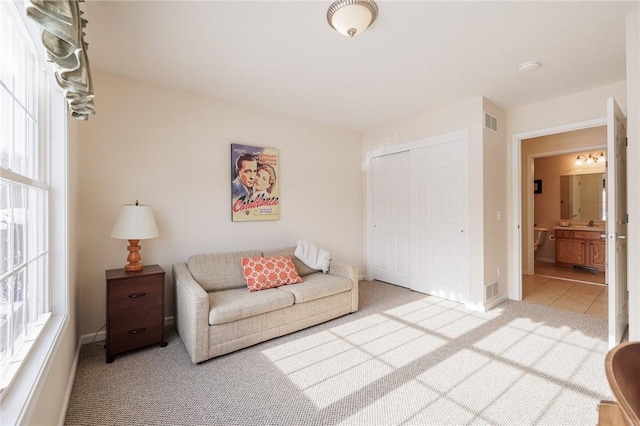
[{"left": 560, "top": 173, "right": 606, "bottom": 220}]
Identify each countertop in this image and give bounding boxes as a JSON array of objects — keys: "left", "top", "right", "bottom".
[{"left": 554, "top": 226, "right": 605, "bottom": 231}]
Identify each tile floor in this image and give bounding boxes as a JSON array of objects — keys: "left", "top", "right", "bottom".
[{"left": 522, "top": 262, "right": 607, "bottom": 319}]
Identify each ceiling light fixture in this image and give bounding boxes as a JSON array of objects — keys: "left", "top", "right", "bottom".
[
  {"left": 518, "top": 61, "right": 541, "bottom": 73},
  {"left": 327, "top": 0, "right": 378, "bottom": 37}
]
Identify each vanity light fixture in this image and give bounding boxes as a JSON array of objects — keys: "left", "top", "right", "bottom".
[
  {"left": 327, "top": 0, "right": 378, "bottom": 37},
  {"left": 585, "top": 154, "right": 595, "bottom": 165},
  {"left": 575, "top": 152, "right": 606, "bottom": 166}
]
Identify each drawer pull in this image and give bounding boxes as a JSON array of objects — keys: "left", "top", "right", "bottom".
[
  {"left": 128, "top": 328, "right": 146, "bottom": 335},
  {"left": 128, "top": 293, "right": 147, "bottom": 298}
]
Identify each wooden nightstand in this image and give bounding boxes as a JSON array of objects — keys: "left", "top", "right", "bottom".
[{"left": 105, "top": 264, "right": 167, "bottom": 363}]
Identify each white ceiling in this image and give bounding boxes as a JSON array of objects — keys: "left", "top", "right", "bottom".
[{"left": 82, "top": 1, "right": 639, "bottom": 132}]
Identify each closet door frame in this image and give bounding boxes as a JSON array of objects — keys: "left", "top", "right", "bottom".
[{"left": 365, "top": 130, "right": 470, "bottom": 300}]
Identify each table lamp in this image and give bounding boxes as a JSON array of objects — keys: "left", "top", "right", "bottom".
[{"left": 110, "top": 200, "right": 159, "bottom": 272}]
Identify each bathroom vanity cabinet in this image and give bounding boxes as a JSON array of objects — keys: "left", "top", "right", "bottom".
[{"left": 555, "top": 228, "right": 605, "bottom": 272}]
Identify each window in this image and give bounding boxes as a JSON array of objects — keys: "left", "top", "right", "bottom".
[{"left": 0, "top": 2, "right": 51, "bottom": 393}]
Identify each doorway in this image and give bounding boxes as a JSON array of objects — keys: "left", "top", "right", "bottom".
[
  {"left": 510, "top": 118, "right": 606, "bottom": 300},
  {"left": 520, "top": 129, "right": 608, "bottom": 318},
  {"left": 511, "top": 98, "right": 629, "bottom": 346},
  {"left": 521, "top": 126, "right": 608, "bottom": 318}
]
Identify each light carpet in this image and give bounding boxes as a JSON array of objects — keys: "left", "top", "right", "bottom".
[{"left": 65, "top": 280, "right": 612, "bottom": 425}]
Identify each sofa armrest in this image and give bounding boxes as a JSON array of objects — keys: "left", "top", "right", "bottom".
[
  {"left": 328, "top": 260, "right": 359, "bottom": 312},
  {"left": 173, "top": 262, "right": 210, "bottom": 364}
]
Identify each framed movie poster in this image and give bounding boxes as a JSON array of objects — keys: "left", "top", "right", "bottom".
[{"left": 231, "top": 143, "right": 279, "bottom": 222}]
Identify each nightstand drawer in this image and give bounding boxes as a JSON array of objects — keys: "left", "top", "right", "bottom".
[
  {"left": 108, "top": 275, "right": 163, "bottom": 316},
  {"left": 105, "top": 265, "right": 166, "bottom": 362},
  {"left": 108, "top": 309, "right": 163, "bottom": 354}
]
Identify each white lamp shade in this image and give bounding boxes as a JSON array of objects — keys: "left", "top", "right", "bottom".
[{"left": 110, "top": 204, "right": 159, "bottom": 240}]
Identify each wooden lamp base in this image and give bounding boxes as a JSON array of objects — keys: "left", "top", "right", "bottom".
[{"left": 124, "top": 239, "right": 144, "bottom": 272}]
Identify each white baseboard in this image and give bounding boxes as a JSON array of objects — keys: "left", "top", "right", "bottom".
[
  {"left": 58, "top": 339, "right": 82, "bottom": 426},
  {"left": 465, "top": 294, "right": 509, "bottom": 312},
  {"left": 79, "top": 316, "right": 175, "bottom": 345},
  {"left": 484, "top": 294, "right": 510, "bottom": 311},
  {"left": 79, "top": 328, "right": 106, "bottom": 346}
]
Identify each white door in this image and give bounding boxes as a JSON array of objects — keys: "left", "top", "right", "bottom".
[
  {"left": 606, "top": 97, "right": 628, "bottom": 347},
  {"left": 410, "top": 140, "right": 469, "bottom": 302},
  {"left": 373, "top": 151, "right": 411, "bottom": 287}
]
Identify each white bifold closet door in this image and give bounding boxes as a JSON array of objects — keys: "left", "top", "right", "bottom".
[{"left": 372, "top": 138, "right": 469, "bottom": 303}]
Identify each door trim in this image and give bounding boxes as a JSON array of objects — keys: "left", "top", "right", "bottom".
[
  {"left": 365, "top": 129, "right": 469, "bottom": 281},
  {"left": 509, "top": 117, "right": 606, "bottom": 301}
]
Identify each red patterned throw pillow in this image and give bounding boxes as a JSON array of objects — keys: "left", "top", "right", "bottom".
[{"left": 241, "top": 255, "right": 303, "bottom": 292}]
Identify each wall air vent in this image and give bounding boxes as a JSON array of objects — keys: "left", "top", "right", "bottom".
[
  {"left": 484, "top": 111, "right": 498, "bottom": 132},
  {"left": 485, "top": 282, "right": 499, "bottom": 301}
]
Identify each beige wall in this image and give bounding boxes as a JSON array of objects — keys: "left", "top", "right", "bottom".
[
  {"left": 76, "top": 70, "right": 364, "bottom": 336},
  {"left": 508, "top": 82, "right": 627, "bottom": 136},
  {"left": 363, "top": 97, "right": 505, "bottom": 309},
  {"left": 482, "top": 99, "right": 508, "bottom": 298}
]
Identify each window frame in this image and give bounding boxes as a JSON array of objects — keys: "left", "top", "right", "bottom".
[
  {"left": 1, "top": 0, "right": 51, "bottom": 392},
  {"left": 0, "top": 1, "right": 69, "bottom": 424}
]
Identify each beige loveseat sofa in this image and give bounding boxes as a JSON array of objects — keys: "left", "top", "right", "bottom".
[{"left": 173, "top": 247, "right": 358, "bottom": 364}]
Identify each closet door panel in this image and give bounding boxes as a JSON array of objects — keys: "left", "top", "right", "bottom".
[
  {"left": 411, "top": 140, "right": 469, "bottom": 303},
  {"left": 372, "top": 151, "right": 411, "bottom": 287}
]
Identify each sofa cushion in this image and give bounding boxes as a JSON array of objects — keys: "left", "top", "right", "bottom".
[
  {"left": 276, "top": 272, "right": 352, "bottom": 304},
  {"left": 188, "top": 250, "right": 262, "bottom": 292},
  {"left": 242, "top": 255, "right": 303, "bottom": 292},
  {"left": 208, "top": 287, "right": 294, "bottom": 325},
  {"left": 263, "top": 247, "right": 319, "bottom": 277}
]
